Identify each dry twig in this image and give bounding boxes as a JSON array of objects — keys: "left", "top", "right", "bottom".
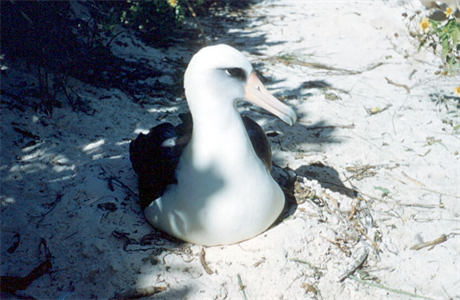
[
  {"left": 307, "top": 124, "right": 355, "bottom": 130},
  {"left": 385, "top": 77, "right": 411, "bottom": 93},
  {"left": 0, "top": 260, "right": 52, "bottom": 294},
  {"left": 30, "top": 192, "right": 63, "bottom": 219},
  {"left": 199, "top": 247, "right": 214, "bottom": 274},
  {"left": 410, "top": 234, "right": 448, "bottom": 250},
  {"left": 110, "top": 286, "right": 167, "bottom": 300},
  {"left": 355, "top": 225, "right": 381, "bottom": 253},
  {"left": 266, "top": 56, "right": 384, "bottom": 75},
  {"left": 349, "top": 199, "right": 358, "bottom": 220},
  {"left": 338, "top": 246, "right": 369, "bottom": 281},
  {"left": 184, "top": 0, "right": 207, "bottom": 45}
]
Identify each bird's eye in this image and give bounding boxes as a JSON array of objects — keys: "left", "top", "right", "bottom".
[{"left": 224, "top": 68, "right": 246, "bottom": 81}]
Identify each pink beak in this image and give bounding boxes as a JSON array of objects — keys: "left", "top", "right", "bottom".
[{"left": 245, "top": 72, "right": 297, "bottom": 126}]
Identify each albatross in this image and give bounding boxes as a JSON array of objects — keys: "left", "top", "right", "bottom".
[{"left": 130, "top": 44, "right": 297, "bottom": 246}]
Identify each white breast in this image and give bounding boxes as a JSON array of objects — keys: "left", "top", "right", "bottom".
[{"left": 144, "top": 115, "right": 284, "bottom": 246}]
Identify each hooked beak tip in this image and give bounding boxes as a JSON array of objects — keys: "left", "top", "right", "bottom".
[
  {"left": 245, "top": 72, "right": 297, "bottom": 126},
  {"left": 284, "top": 110, "right": 297, "bottom": 126}
]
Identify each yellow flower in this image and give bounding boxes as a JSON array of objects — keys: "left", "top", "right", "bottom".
[
  {"left": 445, "top": 7, "right": 453, "bottom": 18},
  {"left": 167, "top": 0, "right": 178, "bottom": 8},
  {"left": 455, "top": 86, "right": 460, "bottom": 96},
  {"left": 420, "top": 17, "right": 431, "bottom": 33}
]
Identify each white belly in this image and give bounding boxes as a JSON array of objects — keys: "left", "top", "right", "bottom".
[{"left": 144, "top": 147, "right": 285, "bottom": 246}]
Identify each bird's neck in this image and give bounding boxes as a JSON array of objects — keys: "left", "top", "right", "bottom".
[
  {"left": 185, "top": 95, "right": 257, "bottom": 171},
  {"left": 186, "top": 87, "right": 242, "bottom": 138}
]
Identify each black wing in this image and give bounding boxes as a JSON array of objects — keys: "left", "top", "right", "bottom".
[
  {"left": 129, "top": 113, "right": 271, "bottom": 209},
  {"left": 129, "top": 113, "right": 192, "bottom": 209},
  {"left": 242, "top": 116, "right": 272, "bottom": 170}
]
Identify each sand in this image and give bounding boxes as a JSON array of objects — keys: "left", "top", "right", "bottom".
[{"left": 1, "top": 1, "right": 459, "bottom": 299}]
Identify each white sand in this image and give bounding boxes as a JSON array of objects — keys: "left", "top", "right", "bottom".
[{"left": 1, "top": 1, "right": 459, "bottom": 299}]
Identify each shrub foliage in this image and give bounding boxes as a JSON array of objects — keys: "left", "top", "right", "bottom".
[{"left": 1, "top": 0, "right": 253, "bottom": 113}]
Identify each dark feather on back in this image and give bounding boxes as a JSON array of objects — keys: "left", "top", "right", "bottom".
[{"left": 130, "top": 113, "right": 272, "bottom": 209}]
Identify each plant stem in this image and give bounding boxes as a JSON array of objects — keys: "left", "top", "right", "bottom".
[
  {"left": 349, "top": 275, "right": 435, "bottom": 300},
  {"left": 237, "top": 274, "right": 249, "bottom": 300}
]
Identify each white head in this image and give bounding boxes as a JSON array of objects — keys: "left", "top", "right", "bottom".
[{"left": 184, "top": 44, "right": 296, "bottom": 126}]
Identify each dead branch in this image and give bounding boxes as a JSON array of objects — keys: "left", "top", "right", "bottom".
[
  {"left": 385, "top": 77, "right": 411, "bottom": 93},
  {"left": 338, "top": 246, "right": 369, "bottom": 281},
  {"left": 110, "top": 286, "right": 167, "bottom": 300},
  {"left": 0, "top": 259, "right": 52, "bottom": 294},
  {"left": 410, "top": 234, "right": 448, "bottom": 250},
  {"left": 307, "top": 124, "right": 355, "bottom": 130},
  {"left": 355, "top": 225, "right": 381, "bottom": 253},
  {"left": 199, "top": 247, "right": 214, "bottom": 275},
  {"left": 265, "top": 56, "right": 384, "bottom": 75},
  {"left": 184, "top": 0, "right": 207, "bottom": 45}
]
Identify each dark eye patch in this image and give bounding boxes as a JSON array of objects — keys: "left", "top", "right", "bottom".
[{"left": 224, "top": 68, "right": 247, "bottom": 82}]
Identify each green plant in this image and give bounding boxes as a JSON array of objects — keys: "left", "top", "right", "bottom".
[
  {"left": 97, "top": 0, "right": 211, "bottom": 46},
  {"left": 408, "top": 7, "right": 460, "bottom": 76}
]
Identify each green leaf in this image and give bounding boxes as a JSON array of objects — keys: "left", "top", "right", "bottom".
[
  {"left": 442, "top": 36, "right": 450, "bottom": 59},
  {"left": 451, "top": 26, "right": 460, "bottom": 47},
  {"left": 429, "top": 19, "right": 440, "bottom": 29},
  {"left": 418, "top": 38, "right": 427, "bottom": 52},
  {"left": 374, "top": 186, "right": 390, "bottom": 196}
]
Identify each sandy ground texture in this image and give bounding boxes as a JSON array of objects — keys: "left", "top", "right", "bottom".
[{"left": 1, "top": 1, "right": 459, "bottom": 299}]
